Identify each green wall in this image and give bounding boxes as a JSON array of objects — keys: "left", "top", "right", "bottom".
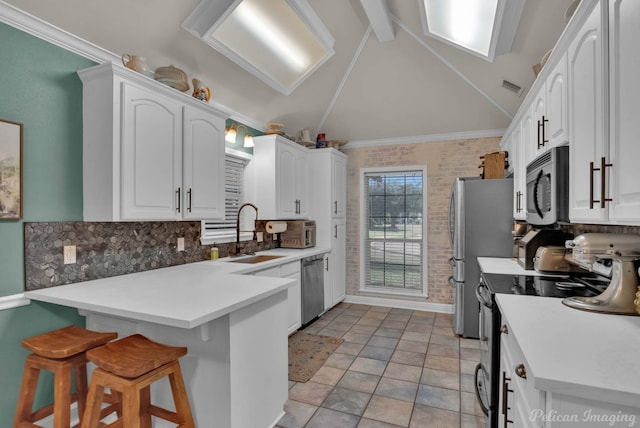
[{"left": 0, "top": 22, "right": 95, "bottom": 424}]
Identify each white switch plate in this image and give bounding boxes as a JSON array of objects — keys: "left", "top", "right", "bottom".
[
  {"left": 256, "top": 232, "right": 263, "bottom": 242},
  {"left": 63, "top": 245, "right": 76, "bottom": 264},
  {"left": 177, "top": 237, "right": 185, "bottom": 252}
]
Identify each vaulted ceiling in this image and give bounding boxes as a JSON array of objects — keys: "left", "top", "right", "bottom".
[{"left": 4, "top": 0, "right": 574, "bottom": 143}]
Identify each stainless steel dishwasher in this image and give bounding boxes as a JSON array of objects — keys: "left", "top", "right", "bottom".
[{"left": 301, "top": 254, "right": 324, "bottom": 325}]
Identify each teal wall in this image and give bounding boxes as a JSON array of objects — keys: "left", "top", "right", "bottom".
[{"left": 0, "top": 22, "right": 95, "bottom": 424}]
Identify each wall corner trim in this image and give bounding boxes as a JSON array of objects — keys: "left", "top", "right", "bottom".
[{"left": 0, "top": 293, "right": 30, "bottom": 311}]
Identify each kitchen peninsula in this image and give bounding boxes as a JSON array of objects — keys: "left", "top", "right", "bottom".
[{"left": 25, "top": 248, "right": 327, "bottom": 427}]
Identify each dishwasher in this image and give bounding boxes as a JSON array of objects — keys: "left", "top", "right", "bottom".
[{"left": 301, "top": 254, "right": 325, "bottom": 325}]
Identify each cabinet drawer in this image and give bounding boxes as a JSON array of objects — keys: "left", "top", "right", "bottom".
[
  {"left": 279, "top": 261, "right": 300, "bottom": 277},
  {"left": 501, "top": 323, "right": 544, "bottom": 422}
]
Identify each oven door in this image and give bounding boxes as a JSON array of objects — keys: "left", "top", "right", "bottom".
[{"left": 474, "top": 280, "right": 492, "bottom": 417}]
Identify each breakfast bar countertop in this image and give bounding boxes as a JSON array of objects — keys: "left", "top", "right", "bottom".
[{"left": 25, "top": 247, "right": 329, "bottom": 329}]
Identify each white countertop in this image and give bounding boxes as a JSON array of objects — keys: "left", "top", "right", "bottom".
[
  {"left": 496, "top": 294, "right": 640, "bottom": 408},
  {"left": 26, "top": 247, "right": 330, "bottom": 329},
  {"left": 478, "top": 257, "right": 547, "bottom": 276}
]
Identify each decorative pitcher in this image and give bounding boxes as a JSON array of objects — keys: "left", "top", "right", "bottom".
[
  {"left": 192, "top": 78, "right": 211, "bottom": 102},
  {"left": 121, "top": 54, "right": 152, "bottom": 77}
]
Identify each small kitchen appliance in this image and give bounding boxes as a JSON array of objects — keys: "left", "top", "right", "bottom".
[
  {"left": 562, "top": 233, "right": 640, "bottom": 314},
  {"left": 533, "top": 245, "right": 585, "bottom": 273},
  {"left": 517, "top": 228, "right": 567, "bottom": 269},
  {"left": 279, "top": 220, "right": 316, "bottom": 249},
  {"left": 526, "top": 145, "right": 569, "bottom": 226}
]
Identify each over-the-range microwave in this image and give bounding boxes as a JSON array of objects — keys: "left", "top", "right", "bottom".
[{"left": 526, "top": 146, "right": 569, "bottom": 226}]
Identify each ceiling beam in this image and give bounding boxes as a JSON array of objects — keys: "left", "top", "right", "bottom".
[{"left": 359, "top": 0, "right": 395, "bottom": 42}]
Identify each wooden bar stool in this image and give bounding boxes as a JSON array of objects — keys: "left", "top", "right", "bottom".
[
  {"left": 13, "top": 325, "right": 118, "bottom": 428},
  {"left": 81, "top": 334, "right": 195, "bottom": 428}
]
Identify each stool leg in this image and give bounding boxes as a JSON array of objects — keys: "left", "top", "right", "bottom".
[
  {"left": 140, "top": 386, "right": 152, "bottom": 428},
  {"left": 168, "top": 361, "right": 195, "bottom": 428},
  {"left": 122, "top": 384, "right": 143, "bottom": 428},
  {"left": 73, "top": 361, "right": 88, "bottom": 424},
  {"left": 13, "top": 357, "right": 40, "bottom": 427},
  {"left": 52, "top": 362, "right": 72, "bottom": 428},
  {"left": 81, "top": 370, "right": 106, "bottom": 428}
]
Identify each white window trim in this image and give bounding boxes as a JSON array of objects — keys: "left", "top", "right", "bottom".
[
  {"left": 200, "top": 148, "right": 252, "bottom": 245},
  {"left": 359, "top": 165, "right": 428, "bottom": 298}
]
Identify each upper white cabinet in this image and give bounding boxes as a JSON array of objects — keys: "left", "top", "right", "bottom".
[
  {"left": 252, "top": 135, "right": 311, "bottom": 219},
  {"left": 607, "top": 0, "right": 640, "bottom": 222},
  {"left": 78, "top": 63, "right": 225, "bottom": 221},
  {"left": 569, "top": 0, "right": 640, "bottom": 224},
  {"left": 568, "top": 1, "right": 607, "bottom": 223}
]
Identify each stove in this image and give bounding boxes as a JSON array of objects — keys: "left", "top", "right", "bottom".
[{"left": 474, "top": 272, "right": 610, "bottom": 427}]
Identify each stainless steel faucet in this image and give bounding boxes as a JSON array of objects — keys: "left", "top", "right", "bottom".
[{"left": 235, "top": 203, "right": 258, "bottom": 255}]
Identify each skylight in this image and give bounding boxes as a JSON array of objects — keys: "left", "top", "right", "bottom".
[
  {"left": 419, "top": 0, "right": 526, "bottom": 62},
  {"left": 182, "top": 0, "right": 335, "bottom": 95}
]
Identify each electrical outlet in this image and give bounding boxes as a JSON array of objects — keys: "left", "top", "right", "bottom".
[
  {"left": 256, "top": 232, "right": 264, "bottom": 242},
  {"left": 63, "top": 245, "right": 76, "bottom": 264},
  {"left": 177, "top": 237, "right": 185, "bottom": 252}
]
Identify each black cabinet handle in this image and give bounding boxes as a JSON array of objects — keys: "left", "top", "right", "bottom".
[
  {"left": 187, "top": 188, "right": 192, "bottom": 213},
  {"left": 176, "top": 188, "right": 181, "bottom": 213}
]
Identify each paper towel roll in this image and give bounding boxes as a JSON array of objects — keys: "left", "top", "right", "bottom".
[{"left": 266, "top": 221, "right": 287, "bottom": 234}]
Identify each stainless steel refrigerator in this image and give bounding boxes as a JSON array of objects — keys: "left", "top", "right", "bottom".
[{"left": 448, "top": 177, "right": 513, "bottom": 338}]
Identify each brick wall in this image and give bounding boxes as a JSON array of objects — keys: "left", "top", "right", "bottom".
[{"left": 343, "top": 137, "right": 502, "bottom": 304}]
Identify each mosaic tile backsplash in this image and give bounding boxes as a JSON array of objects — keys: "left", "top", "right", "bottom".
[{"left": 24, "top": 221, "right": 276, "bottom": 290}]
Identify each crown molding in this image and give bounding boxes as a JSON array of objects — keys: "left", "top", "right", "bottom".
[{"left": 344, "top": 128, "right": 506, "bottom": 149}]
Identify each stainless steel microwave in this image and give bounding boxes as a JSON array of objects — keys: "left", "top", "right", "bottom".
[{"left": 526, "top": 146, "right": 569, "bottom": 226}]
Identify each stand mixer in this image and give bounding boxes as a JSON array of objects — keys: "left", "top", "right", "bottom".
[{"left": 562, "top": 256, "right": 640, "bottom": 315}]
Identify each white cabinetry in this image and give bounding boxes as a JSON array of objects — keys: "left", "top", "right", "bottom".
[
  {"left": 252, "top": 135, "right": 310, "bottom": 219},
  {"left": 607, "top": 0, "right": 640, "bottom": 222},
  {"left": 78, "top": 63, "right": 225, "bottom": 221},
  {"left": 309, "top": 149, "right": 347, "bottom": 310},
  {"left": 569, "top": 0, "right": 640, "bottom": 224},
  {"left": 253, "top": 261, "right": 301, "bottom": 335}
]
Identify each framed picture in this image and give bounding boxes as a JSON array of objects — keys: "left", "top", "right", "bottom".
[{"left": 0, "top": 119, "right": 23, "bottom": 220}]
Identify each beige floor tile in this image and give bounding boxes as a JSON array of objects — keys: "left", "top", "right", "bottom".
[
  {"left": 358, "top": 418, "right": 404, "bottom": 428},
  {"left": 460, "top": 373, "right": 475, "bottom": 393},
  {"left": 375, "top": 328, "right": 404, "bottom": 339},
  {"left": 382, "top": 320, "right": 410, "bottom": 330},
  {"left": 336, "top": 341, "right": 366, "bottom": 356},
  {"left": 400, "top": 330, "right": 430, "bottom": 343},
  {"left": 318, "top": 328, "right": 346, "bottom": 338},
  {"left": 324, "top": 352, "right": 356, "bottom": 370},
  {"left": 337, "top": 370, "right": 381, "bottom": 394},
  {"left": 410, "top": 404, "right": 459, "bottom": 428},
  {"left": 396, "top": 339, "right": 428, "bottom": 354},
  {"left": 461, "top": 413, "right": 486, "bottom": 428},
  {"left": 403, "top": 323, "right": 433, "bottom": 334},
  {"left": 460, "top": 359, "right": 477, "bottom": 375},
  {"left": 429, "top": 334, "right": 460, "bottom": 347},
  {"left": 350, "top": 356, "right": 388, "bottom": 376},
  {"left": 277, "top": 399, "right": 318, "bottom": 428},
  {"left": 460, "top": 338, "right": 481, "bottom": 349},
  {"left": 363, "top": 395, "right": 414, "bottom": 427},
  {"left": 350, "top": 324, "right": 378, "bottom": 335},
  {"left": 460, "top": 391, "right": 485, "bottom": 416},
  {"left": 310, "top": 366, "right": 346, "bottom": 386},
  {"left": 367, "top": 335, "right": 400, "bottom": 350},
  {"left": 305, "top": 407, "right": 360, "bottom": 428},
  {"left": 362, "top": 311, "right": 388, "bottom": 320},
  {"left": 368, "top": 306, "right": 392, "bottom": 313},
  {"left": 322, "top": 386, "right": 372, "bottom": 416},
  {"left": 428, "top": 343, "right": 461, "bottom": 358},
  {"left": 424, "top": 354, "right": 460, "bottom": 373},
  {"left": 375, "top": 377, "right": 419, "bottom": 402},
  {"left": 343, "top": 331, "right": 373, "bottom": 344},
  {"left": 390, "top": 350, "right": 426, "bottom": 367},
  {"left": 383, "top": 362, "right": 423, "bottom": 383},
  {"left": 288, "top": 381, "right": 334, "bottom": 406},
  {"left": 432, "top": 326, "right": 456, "bottom": 337},
  {"left": 415, "top": 384, "right": 460, "bottom": 412},
  {"left": 460, "top": 347, "right": 481, "bottom": 362},
  {"left": 358, "top": 317, "right": 384, "bottom": 327},
  {"left": 421, "top": 367, "right": 460, "bottom": 390}
]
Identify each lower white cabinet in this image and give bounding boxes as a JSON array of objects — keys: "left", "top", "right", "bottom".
[
  {"left": 253, "top": 261, "right": 301, "bottom": 335},
  {"left": 500, "top": 318, "right": 640, "bottom": 427},
  {"left": 324, "top": 220, "right": 346, "bottom": 309}
]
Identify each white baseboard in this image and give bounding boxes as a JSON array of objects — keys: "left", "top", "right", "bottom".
[
  {"left": 342, "top": 295, "right": 453, "bottom": 314},
  {"left": 0, "top": 293, "right": 30, "bottom": 311}
]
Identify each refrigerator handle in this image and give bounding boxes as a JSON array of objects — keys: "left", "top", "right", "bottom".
[{"left": 448, "top": 187, "right": 455, "bottom": 249}]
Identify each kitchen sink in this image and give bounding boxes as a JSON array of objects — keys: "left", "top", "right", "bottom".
[{"left": 228, "top": 255, "right": 285, "bottom": 264}]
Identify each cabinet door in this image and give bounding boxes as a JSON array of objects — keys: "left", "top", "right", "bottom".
[
  {"left": 546, "top": 53, "right": 570, "bottom": 148},
  {"left": 608, "top": 0, "right": 640, "bottom": 222},
  {"left": 531, "top": 87, "right": 547, "bottom": 157},
  {"left": 332, "top": 154, "right": 347, "bottom": 218},
  {"left": 276, "top": 144, "right": 298, "bottom": 218},
  {"left": 182, "top": 106, "right": 225, "bottom": 220},
  {"left": 568, "top": 2, "right": 607, "bottom": 223},
  {"left": 511, "top": 126, "right": 526, "bottom": 220},
  {"left": 295, "top": 151, "right": 310, "bottom": 218},
  {"left": 332, "top": 221, "right": 346, "bottom": 305},
  {"left": 520, "top": 105, "right": 535, "bottom": 167},
  {"left": 121, "top": 82, "right": 182, "bottom": 220},
  {"left": 323, "top": 253, "right": 333, "bottom": 311},
  {"left": 284, "top": 270, "right": 302, "bottom": 335}
]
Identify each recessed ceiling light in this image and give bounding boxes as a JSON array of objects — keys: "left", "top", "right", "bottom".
[
  {"left": 418, "top": 0, "right": 526, "bottom": 62},
  {"left": 182, "top": 0, "right": 335, "bottom": 95}
]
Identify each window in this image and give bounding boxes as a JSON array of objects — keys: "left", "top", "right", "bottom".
[
  {"left": 201, "top": 150, "right": 251, "bottom": 244},
  {"left": 360, "top": 167, "right": 427, "bottom": 296}
]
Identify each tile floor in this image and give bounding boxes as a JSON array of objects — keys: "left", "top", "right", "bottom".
[{"left": 277, "top": 302, "right": 487, "bottom": 428}]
